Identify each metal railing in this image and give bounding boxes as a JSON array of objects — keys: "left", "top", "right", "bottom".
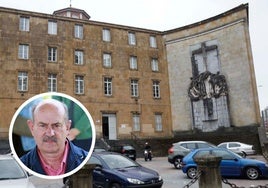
[{"left": 183, "top": 170, "right": 268, "bottom": 188}]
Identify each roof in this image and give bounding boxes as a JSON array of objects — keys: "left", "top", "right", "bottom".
[
  {"left": 164, "top": 3, "right": 248, "bottom": 34},
  {"left": 173, "top": 141, "right": 209, "bottom": 145},
  {"left": 53, "top": 7, "right": 91, "bottom": 20}
]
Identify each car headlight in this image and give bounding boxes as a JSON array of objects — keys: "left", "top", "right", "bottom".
[
  {"left": 158, "top": 176, "right": 162, "bottom": 181},
  {"left": 127, "top": 178, "right": 145, "bottom": 184}
]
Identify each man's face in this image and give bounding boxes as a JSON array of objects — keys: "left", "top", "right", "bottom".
[{"left": 28, "top": 103, "right": 71, "bottom": 155}]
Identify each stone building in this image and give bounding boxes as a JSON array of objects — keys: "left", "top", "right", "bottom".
[
  {"left": 0, "top": 3, "right": 260, "bottom": 141},
  {"left": 165, "top": 4, "right": 260, "bottom": 133}
]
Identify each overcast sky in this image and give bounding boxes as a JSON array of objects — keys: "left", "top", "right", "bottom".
[{"left": 1, "top": 0, "right": 267, "bottom": 111}]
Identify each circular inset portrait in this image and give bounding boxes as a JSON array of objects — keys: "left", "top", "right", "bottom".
[{"left": 9, "top": 92, "right": 96, "bottom": 179}]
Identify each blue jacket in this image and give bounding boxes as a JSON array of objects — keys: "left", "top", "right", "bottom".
[{"left": 20, "top": 140, "right": 89, "bottom": 175}]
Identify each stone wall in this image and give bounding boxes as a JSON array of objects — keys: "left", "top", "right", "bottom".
[
  {"left": 0, "top": 7, "right": 172, "bottom": 139},
  {"left": 0, "top": 4, "right": 260, "bottom": 141},
  {"left": 165, "top": 5, "right": 260, "bottom": 132}
]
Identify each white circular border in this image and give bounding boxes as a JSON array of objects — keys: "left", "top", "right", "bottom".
[{"left": 9, "top": 92, "right": 96, "bottom": 179}]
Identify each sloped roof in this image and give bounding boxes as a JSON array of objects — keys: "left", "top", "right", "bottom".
[{"left": 53, "top": 7, "right": 90, "bottom": 20}]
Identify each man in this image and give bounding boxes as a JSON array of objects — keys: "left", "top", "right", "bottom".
[
  {"left": 144, "top": 142, "right": 151, "bottom": 150},
  {"left": 20, "top": 99, "right": 88, "bottom": 176},
  {"left": 52, "top": 96, "right": 92, "bottom": 151}
]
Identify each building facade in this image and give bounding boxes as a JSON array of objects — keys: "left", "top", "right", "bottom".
[
  {"left": 165, "top": 4, "right": 260, "bottom": 133},
  {"left": 0, "top": 4, "right": 260, "bottom": 140}
]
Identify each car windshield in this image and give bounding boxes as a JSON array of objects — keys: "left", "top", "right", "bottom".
[
  {"left": 123, "top": 146, "right": 134, "bottom": 150},
  {"left": 0, "top": 158, "right": 27, "bottom": 180},
  {"left": 101, "top": 154, "right": 139, "bottom": 169},
  {"left": 218, "top": 144, "right": 227, "bottom": 148}
]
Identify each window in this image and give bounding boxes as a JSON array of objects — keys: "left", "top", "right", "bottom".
[
  {"left": 213, "top": 150, "right": 234, "bottom": 160},
  {"left": 19, "top": 17, "right": 29, "bottom": 31},
  {"left": 149, "top": 36, "right": 157, "bottom": 48},
  {"left": 104, "top": 77, "right": 112, "bottom": 96},
  {"left": 131, "top": 79, "right": 139, "bottom": 97},
  {"left": 153, "top": 80, "right": 160, "bottom": 98},
  {"left": 48, "top": 73, "right": 57, "bottom": 92},
  {"left": 129, "top": 56, "right": 137, "bottom": 70},
  {"left": 102, "top": 28, "right": 111, "bottom": 42},
  {"left": 155, "top": 114, "right": 163, "bottom": 131},
  {"left": 229, "top": 143, "right": 240, "bottom": 148},
  {"left": 18, "top": 44, "right": 29, "bottom": 59},
  {"left": 48, "top": 47, "right": 57, "bottom": 62},
  {"left": 103, "top": 53, "right": 112, "bottom": 68},
  {"left": 128, "top": 32, "right": 136, "bottom": 45},
  {"left": 132, "top": 114, "right": 140, "bottom": 131},
  {"left": 18, "top": 71, "right": 28, "bottom": 91},
  {"left": 48, "top": 21, "right": 57, "bottom": 35},
  {"left": 75, "top": 50, "right": 84, "bottom": 65},
  {"left": 151, "top": 58, "right": 159, "bottom": 72},
  {"left": 75, "top": 75, "right": 84, "bottom": 94},
  {"left": 74, "top": 24, "right": 83, "bottom": 39}
]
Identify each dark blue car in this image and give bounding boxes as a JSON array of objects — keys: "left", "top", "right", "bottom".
[
  {"left": 88, "top": 152, "right": 163, "bottom": 188},
  {"left": 182, "top": 148, "right": 268, "bottom": 180}
]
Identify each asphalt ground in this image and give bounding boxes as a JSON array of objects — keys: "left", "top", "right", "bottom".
[
  {"left": 29, "top": 155, "right": 268, "bottom": 188},
  {"left": 137, "top": 155, "right": 268, "bottom": 188}
]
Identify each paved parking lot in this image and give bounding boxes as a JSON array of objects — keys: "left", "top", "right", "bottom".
[
  {"left": 137, "top": 155, "right": 268, "bottom": 188},
  {"left": 29, "top": 176, "right": 64, "bottom": 188},
  {"left": 30, "top": 155, "right": 268, "bottom": 188}
]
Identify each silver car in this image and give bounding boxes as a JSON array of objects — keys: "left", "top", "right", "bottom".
[
  {"left": 0, "top": 154, "right": 35, "bottom": 188},
  {"left": 217, "top": 142, "right": 256, "bottom": 157},
  {"left": 168, "top": 141, "right": 216, "bottom": 169}
]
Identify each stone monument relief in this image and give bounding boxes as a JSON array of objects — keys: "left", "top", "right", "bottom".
[{"left": 188, "top": 41, "right": 230, "bottom": 131}]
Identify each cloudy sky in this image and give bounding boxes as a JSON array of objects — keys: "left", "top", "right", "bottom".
[{"left": 0, "top": 0, "right": 267, "bottom": 111}]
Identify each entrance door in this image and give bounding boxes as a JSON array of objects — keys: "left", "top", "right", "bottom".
[{"left": 102, "top": 114, "right": 117, "bottom": 140}]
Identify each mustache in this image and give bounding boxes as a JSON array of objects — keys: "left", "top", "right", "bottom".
[{"left": 43, "top": 136, "right": 57, "bottom": 142}]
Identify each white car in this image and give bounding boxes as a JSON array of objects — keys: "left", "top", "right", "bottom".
[
  {"left": 217, "top": 142, "right": 256, "bottom": 157},
  {"left": 0, "top": 154, "right": 35, "bottom": 188}
]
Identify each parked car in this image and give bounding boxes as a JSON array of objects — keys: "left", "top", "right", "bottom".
[
  {"left": 0, "top": 154, "right": 35, "bottom": 188},
  {"left": 217, "top": 142, "right": 256, "bottom": 157},
  {"left": 93, "top": 146, "right": 107, "bottom": 153},
  {"left": 88, "top": 152, "right": 163, "bottom": 188},
  {"left": 111, "top": 144, "right": 137, "bottom": 161},
  {"left": 168, "top": 141, "right": 216, "bottom": 169},
  {"left": 182, "top": 148, "right": 268, "bottom": 180}
]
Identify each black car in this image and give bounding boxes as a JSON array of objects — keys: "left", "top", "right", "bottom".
[
  {"left": 111, "top": 145, "right": 136, "bottom": 161},
  {"left": 88, "top": 152, "right": 163, "bottom": 188}
]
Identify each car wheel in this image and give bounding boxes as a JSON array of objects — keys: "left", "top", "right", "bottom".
[
  {"left": 245, "top": 167, "right": 260, "bottom": 180},
  {"left": 187, "top": 167, "right": 197, "bottom": 179},
  {"left": 173, "top": 157, "right": 182, "bottom": 169},
  {"left": 111, "top": 183, "right": 121, "bottom": 188}
]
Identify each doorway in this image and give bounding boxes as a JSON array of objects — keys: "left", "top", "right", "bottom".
[{"left": 102, "top": 114, "right": 117, "bottom": 140}]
